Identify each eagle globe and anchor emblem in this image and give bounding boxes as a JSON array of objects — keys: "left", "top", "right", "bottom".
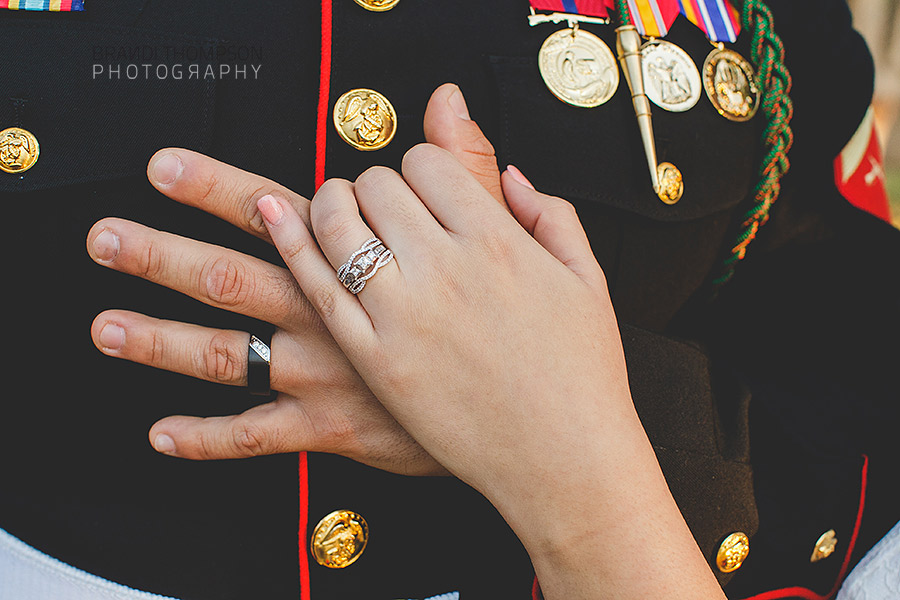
[{"left": 0, "top": 127, "right": 40, "bottom": 174}]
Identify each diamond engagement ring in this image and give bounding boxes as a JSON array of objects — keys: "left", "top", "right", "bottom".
[{"left": 337, "top": 237, "right": 393, "bottom": 294}]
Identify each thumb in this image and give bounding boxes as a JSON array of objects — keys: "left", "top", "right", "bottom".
[
  {"left": 502, "top": 165, "right": 606, "bottom": 289},
  {"left": 423, "top": 83, "right": 505, "bottom": 207}
]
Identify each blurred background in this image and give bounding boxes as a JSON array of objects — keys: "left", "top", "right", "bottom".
[{"left": 848, "top": 0, "right": 900, "bottom": 227}]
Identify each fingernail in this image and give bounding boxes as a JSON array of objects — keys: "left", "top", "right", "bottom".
[
  {"left": 153, "top": 434, "right": 176, "bottom": 455},
  {"left": 506, "top": 164, "right": 535, "bottom": 190},
  {"left": 150, "top": 153, "right": 183, "bottom": 185},
  {"left": 98, "top": 322, "right": 125, "bottom": 350},
  {"left": 448, "top": 86, "right": 470, "bottom": 120},
  {"left": 257, "top": 194, "right": 284, "bottom": 225},
  {"left": 92, "top": 229, "right": 120, "bottom": 262}
]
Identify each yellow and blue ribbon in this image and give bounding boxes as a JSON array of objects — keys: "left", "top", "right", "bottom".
[
  {"left": 678, "top": 0, "right": 740, "bottom": 42},
  {"left": 1, "top": 0, "right": 84, "bottom": 10}
]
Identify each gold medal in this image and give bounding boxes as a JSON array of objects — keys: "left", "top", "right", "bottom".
[
  {"left": 640, "top": 39, "right": 701, "bottom": 113},
  {"left": 538, "top": 26, "right": 619, "bottom": 108},
  {"left": 333, "top": 88, "right": 397, "bottom": 151},
  {"left": 702, "top": 46, "right": 759, "bottom": 122}
]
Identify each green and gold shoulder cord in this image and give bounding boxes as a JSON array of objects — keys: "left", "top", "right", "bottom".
[{"left": 616, "top": 0, "right": 794, "bottom": 292}]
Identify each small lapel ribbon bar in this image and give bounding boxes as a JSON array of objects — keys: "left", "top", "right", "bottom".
[{"left": 1, "top": 0, "right": 84, "bottom": 10}]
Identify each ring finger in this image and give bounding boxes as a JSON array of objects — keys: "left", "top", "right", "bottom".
[
  {"left": 310, "top": 179, "right": 401, "bottom": 302},
  {"left": 90, "top": 309, "right": 302, "bottom": 390}
]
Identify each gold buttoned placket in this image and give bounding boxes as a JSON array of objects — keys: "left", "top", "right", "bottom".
[
  {"left": 716, "top": 531, "right": 750, "bottom": 573},
  {"left": 333, "top": 88, "right": 397, "bottom": 152},
  {"left": 0, "top": 127, "right": 40, "bottom": 174},
  {"left": 310, "top": 509, "right": 369, "bottom": 569},
  {"left": 353, "top": 0, "right": 400, "bottom": 11},
  {"left": 810, "top": 529, "right": 837, "bottom": 563}
]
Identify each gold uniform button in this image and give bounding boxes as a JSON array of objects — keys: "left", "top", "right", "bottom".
[
  {"left": 810, "top": 529, "right": 837, "bottom": 563},
  {"left": 656, "top": 162, "right": 684, "bottom": 205},
  {"left": 310, "top": 509, "right": 369, "bottom": 569},
  {"left": 0, "top": 127, "right": 40, "bottom": 174},
  {"left": 353, "top": 0, "right": 400, "bottom": 11},
  {"left": 333, "top": 88, "right": 397, "bottom": 151},
  {"left": 716, "top": 532, "right": 750, "bottom": 573}
]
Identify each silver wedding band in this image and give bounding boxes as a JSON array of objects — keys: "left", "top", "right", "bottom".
[{"left": 337, "top": 237, "right": 393, "bottom": 294}]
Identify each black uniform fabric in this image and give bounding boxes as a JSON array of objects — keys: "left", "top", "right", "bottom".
[{"left": 0, "top": 1, "right": 897, "bottom": 599}]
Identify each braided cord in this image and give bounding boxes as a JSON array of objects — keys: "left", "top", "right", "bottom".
[
  {"left": 617, "top": 0, "right": 631, "bottom": 25},
  {"left": 711, "top": 0, "right": 794, "bottom": 288},
  {"left": 615, "top": 0, "right": 793, "bottom": 290}
]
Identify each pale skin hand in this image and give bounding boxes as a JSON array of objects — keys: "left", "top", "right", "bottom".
[
  {"left": 254, "top": 146, "right": 727, "bottom": 600},
  {"left": 86, "top": 84, "right": 497, "bottom": 474}
]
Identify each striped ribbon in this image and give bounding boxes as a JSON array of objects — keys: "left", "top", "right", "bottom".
[
  {"left": 677, "top": 0, "right": 740, "bottom": 42},
  {"left": 1, "top": 0, "right": 84, "bottom": 9},
  {"left": 626, "top": 0, "right": 680, "bottom": 37},
  {"left": 529, "top": 0, "right": 613, "bottom": 18}
]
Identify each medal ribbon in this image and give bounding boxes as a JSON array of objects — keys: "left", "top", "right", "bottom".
[
  {"left": 1, "top": 0, "right": 84, "bottom": 9},
  {"left": 677, "top": 0, "right": 741, "bottom": 42},
  {"left": 625, "top": 0, "right": 680, "bottom": 37},
  {"left": 529, "top": 0, "right": 612, "bottom": 18}
]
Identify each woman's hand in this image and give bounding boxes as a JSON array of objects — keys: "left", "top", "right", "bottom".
[
  {"left": 87, "top": 84, "right": 499, "bottom": 475},
  {"left": 256, "top": 145, "right": 726, "bottom": 600}
]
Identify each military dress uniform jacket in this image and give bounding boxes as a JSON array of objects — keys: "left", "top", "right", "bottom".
[{"left": 0, "top": 1, "right": 897, "bottom": 599}]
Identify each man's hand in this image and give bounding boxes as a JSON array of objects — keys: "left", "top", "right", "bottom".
[{"left": 87, "top": 84, "right": 502, "bottom": 473}]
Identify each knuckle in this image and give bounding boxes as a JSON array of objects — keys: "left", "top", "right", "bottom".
[
  {"left": 243, "top": 184, "right": 272, "bottom": 235},
  {"left": 542, "top": 201, "right": 578, "bottom": 224},
  {"left": 231, "top": 421, "right": 269, "bottom": 457},
  {"left": 315, "top": 209, "right": 356, "bottom": 246},
  {"left": 136, "top": 238, "right": 166, "bottom": 280},
  {"left": 532, "top": 201, "right": 579, "bottom": 239},
  {"left": 402, "top": 143, "right": 445, "bottom": 173},
  {"left": 477, "top": 230, "right": 516, "bottom": 264},
  {"left": 279, "top": 235, "right": 312, "bottom": 267},
  {"left": 462, "top": 129, "right": 496, "bottom": 159},
  {"left": 313, "top": 178, "right": 351, "bottom": 204},
  {"left": 203, "top": 257, "right": 254, "bottom": 308},
  {"left": 196, "top": 168, "right": 227, "bottom": 207},
  {"left": 354, "top": 165, "right": 397, "bottom": 196},
  {"left": 203, "top": 333, "right": 244, "bottom": 383},
  {"left": 195, "top": 430, "right": 216, "bottom": 459},
  {"left": 148, "top": 328, "right": 166, "bottom": 365},
  {"left": 311, "top": 410, "right": 355, "bottom": 453}
]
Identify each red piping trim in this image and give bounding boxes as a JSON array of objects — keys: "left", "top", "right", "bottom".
[
  {"left": 532, "top": 575, "right": 542, "bottom": 600},
  {"left": 740, "top": 454, "right": 869, "bottom": 600},
  {"left": 300, "top": 0, "right": 332, "bottom": 594},
  {"left": 298, "top": 451, "right": 311, "bottom": 600},
  {"left": 315, "top": 0, "right": 333, "bottom": 190}
]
